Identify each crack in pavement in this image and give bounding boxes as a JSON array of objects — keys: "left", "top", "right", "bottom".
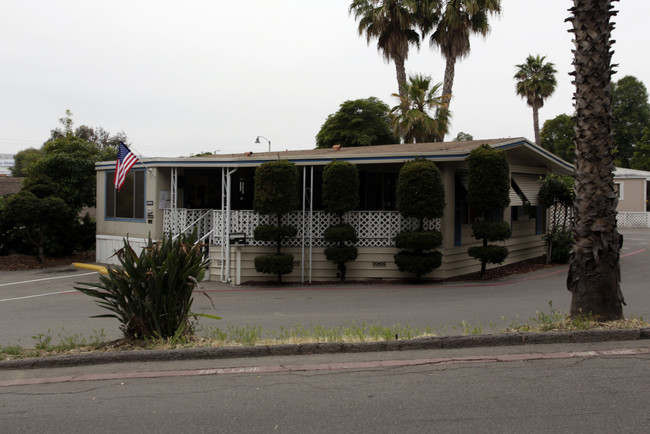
[{"left": 1, "top": 346, "right": 649, "bottom": 388}]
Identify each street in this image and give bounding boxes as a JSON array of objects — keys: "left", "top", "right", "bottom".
[
  {"left": 1, "top": 340, "right": 649, "bottom": 433},
  {"left": 0, "top": 229, "right": 649, "bottom": 432}
]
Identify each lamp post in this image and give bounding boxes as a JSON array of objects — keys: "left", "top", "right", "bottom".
[{"left": 255, "top": 135, "right": 271, "bottom": 152}]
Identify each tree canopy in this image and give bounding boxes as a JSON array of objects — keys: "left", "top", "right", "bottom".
[
  {"left": 630, "top": 127, "right": 650, "bottom": 171},
  {"left": 514, "top": 54, "right": 557, "bottom": 146},
  {"left": 540, "top": 113, "right": 576, "bottom": 163},
  {"left": 349, "top": 0, "right": 421, "bottom": 95},
  {"left": 316, "top": 97, "right": 397, "bottom": 148},
  {"left": 429, "top": 0, "right": 501, "bottom": 114},
  {"left": 612, "top": 75, "right": 650, "bottom": 167},
  {"left": 391, "top": 74, "right": 450, "bottom": 143}
]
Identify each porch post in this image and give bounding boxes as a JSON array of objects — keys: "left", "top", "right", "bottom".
[
  {"left": 301, "top": 166, "right": 314, "bottom": 283},
  {"left": 171, "top": 167, "right": 178, "bottom": 236},
  {"left": 223, "top": 167, "right": 237, "bottom": 283},
  {"left": 440, "top": 165, "right": 456, "bottom": 251}
]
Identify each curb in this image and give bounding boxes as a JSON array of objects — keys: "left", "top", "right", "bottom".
[{"left": 2, "top": 328, "right": 649, "bottom": 371}]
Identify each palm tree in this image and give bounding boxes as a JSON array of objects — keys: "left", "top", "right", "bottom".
[
  {"left": 428, "top": 0, "right": 501, "bottom": 115},
  {"left": 390, "top": 74, "right": 450, "bottom": 143},
  {"left": 566, "top": 0, "right": 624, "bottom": 320},
  {"left": 349, "top": 0, "right": 421, "bottom": 96},
  {"left": 514, "top": 54, "right": 557, "bottom": 146}
]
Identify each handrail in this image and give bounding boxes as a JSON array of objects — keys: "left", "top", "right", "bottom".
[{"left": 172, "top": 209, "right": 212, "bottom": 240}]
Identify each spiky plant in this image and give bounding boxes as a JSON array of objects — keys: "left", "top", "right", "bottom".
[{"left": 76, "top": 231, "right": 212, "bottom": 340}]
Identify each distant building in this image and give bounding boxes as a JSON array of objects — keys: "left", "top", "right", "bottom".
[{"left": 0, "top": 154, "right": 14, "bottom": 176}]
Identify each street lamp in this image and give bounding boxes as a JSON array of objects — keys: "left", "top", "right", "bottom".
[{"left": 255, "top": 135, "right": 271, "bottom": 152}]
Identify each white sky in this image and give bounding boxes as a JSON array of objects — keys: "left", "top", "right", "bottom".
[{"left": 1, "top": 0, "right": 649, "bottom": 158}]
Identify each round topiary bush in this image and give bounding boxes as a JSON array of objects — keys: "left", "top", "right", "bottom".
[
  {"left": 394, "top": 230, "right": 443, "bottom": 251},
  {"left": 254, "top": 254, "right": 295, "bottom": 277},
  {"left": 394, "top": 250, "right": 443, "bottom": 279}
]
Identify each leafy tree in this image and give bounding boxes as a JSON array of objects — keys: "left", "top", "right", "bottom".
[
  {"left": 349, "top": 0, "right": 421, "bottom": 95},
  {"left": 48, "top": 110, "right": 125, "bottom": 157},
  {"left": 566, "top": 0, "right": 624, "bottom": 320},
  {"left": 391, "top": 74, "right": 450, "bottom": 143},
  {"left": 540, "top": 114, "right": 576, "bottom": 163},
  {"left": 316, "top": 98, "right": 397, "bottom": 148},
  {"left": 427, "top": 0, "right": 501, "bottom": 115},
  {"left": 2, "top": 191, "right": 75, "bottom": 262},
  {"left": 10, "top": 148, "right": 41, "bottom": 177},
  {"left": 466, "top": 144, "right": 511, "bottom": 277},
  {"left": 514, "top": 55, "right": 557, "bottom": 146},
  {"left": 253, "top": 160, "right": 299, "bottom": 282},
  {"left": 612, "top": 75, "right": 650, "bottom": 167},
  {"left": 322, "top": 161, "right": 360, "bottom": 281},
  {"left": 393, "top": 158, "right": 445, "bottom": 279},
  {"left": 29, "top": 136, "right": 104, "bottom": 212},
  {"left": 454, "top": 131, "right": 473, "bottom": 141},
  {"left": 630, "top": 127, "right": 650, "bottom": 171}
]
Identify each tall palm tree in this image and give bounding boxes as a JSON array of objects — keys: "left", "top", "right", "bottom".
[
  {"left": 429, "top": 0, "right": 501, "bottom": 115},
  {"left": 566, "top": 0, "right": 624, "bottom": 320},
  {"left": 514, "top": 54, "right": 557, "bottom": 146},
  {"left": 390, "top": 74, "right": 450, "bottom": 143},
  {"left": 349, "top": 0, "right": 421, "bottom": 96}
]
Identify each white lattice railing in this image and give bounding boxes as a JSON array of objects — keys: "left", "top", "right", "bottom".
[
  {"left": 163, "top": 209, "right": 441, "bottom": 248},
  {"left": 162, "top": 209, "right": 212, "bottom": 240},
  {"left": 617, "top": 212, "right": 650, "bottom": 228}
]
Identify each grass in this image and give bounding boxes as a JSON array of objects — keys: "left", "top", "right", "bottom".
[{"left": 1, "top": 306, "right": 648, "bottom": 361}]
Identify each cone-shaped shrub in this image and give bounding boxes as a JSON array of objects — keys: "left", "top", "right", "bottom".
[
  {"left": 322, "top": 161, "right": 359, "bottom": 282},
  {"left": 466, "top": 144, "right": 512, "bottom": 277},
  {"left": 394, "top": 158, "right": 445, "bottom": 280}
]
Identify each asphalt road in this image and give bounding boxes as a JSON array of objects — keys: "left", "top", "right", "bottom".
[
  {"left": 1, "top": 340, "right": 649, "bottom": 433},
  {"left": 1, "top": 229, "right": 649, "bottom": 433},
  {"left": 1, "top": 228, "right": 648, "bottom": 347}
]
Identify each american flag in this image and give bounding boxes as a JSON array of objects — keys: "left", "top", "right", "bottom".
[{"left": 114, "top": 142, "right": 139, "bottom": 191}]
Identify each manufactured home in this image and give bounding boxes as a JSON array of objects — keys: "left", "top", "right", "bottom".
[{"left": 95, "top": 138, "right": 573, "bottom": 284}]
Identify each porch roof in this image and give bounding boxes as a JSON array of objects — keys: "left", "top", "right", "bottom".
[{"left": 95, "top": 137, "right": 574, "bottom": 175}]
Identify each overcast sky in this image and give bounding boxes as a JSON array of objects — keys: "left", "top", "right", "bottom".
[{"left": 2, "top": 0, "right": 649, "bottom": 158}]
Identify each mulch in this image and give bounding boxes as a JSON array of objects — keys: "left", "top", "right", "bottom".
[{"left": 0, "top": 251, "right": 96, "bottom": 271}]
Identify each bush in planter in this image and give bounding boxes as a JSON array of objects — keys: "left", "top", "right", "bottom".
[
  {"left": 253, "top": 160, "right": 299, "bottom": 283},
  {"left": 466, "top": 144, "right": 512, "bottom": 278},
  {"left": 393, "top": 158, "right": 445, "bottom": 280},
  {"left": 322, "top": 161, "right": 360, "bottom": 282}
]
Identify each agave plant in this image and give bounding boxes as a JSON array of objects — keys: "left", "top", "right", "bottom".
[{"left": 76, "top": 231, "right": 217, "bottom": 340}]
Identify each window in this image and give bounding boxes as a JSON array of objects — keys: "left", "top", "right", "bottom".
[
  {"left": 106, "top": 170, "right": 145, "bottom": 220},
  {"left": 613, "top": 182, "right": 623, "bottom": 200}
]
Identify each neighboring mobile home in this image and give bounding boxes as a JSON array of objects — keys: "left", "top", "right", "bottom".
[
  {"left": 614, "top": 167, "right": 650, "bottom": 228},
  {"left": 95, "top": 138, "right": 573, "bottom": 284}
]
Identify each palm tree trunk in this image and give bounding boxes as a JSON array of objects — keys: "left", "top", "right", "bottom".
[
  {"left": 442, "top": 56, "right": 455, "bottom": 109},
  {"left": 566, "top": 0, "right": 624, "bottom": 320},
  {"left": 394, "top": 53, "right": 408, "bottom": 97},
  {"left": 532, "top": 105, "right": 541, "bottom": 146}
]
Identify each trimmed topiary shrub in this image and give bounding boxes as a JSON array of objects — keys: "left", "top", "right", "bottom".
[
  {"left": 253, "top": 160, "right": 299, "bottom": 283},
  {"left": 393, "top": 158, "right": 445, "bottom": 280},
  {"left": 466, "top": 144, "right": 512, "bottom": 278},
  {"left": 322, "top": 161, "right": 360, "bottom": 282}
]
